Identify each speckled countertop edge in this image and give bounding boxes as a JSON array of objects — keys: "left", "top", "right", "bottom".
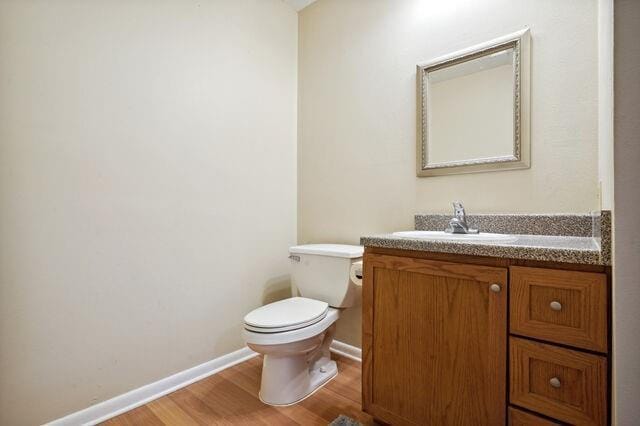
[
  {"left": 361, "top": 211, "right": 611, "bottom": 266},
  {"left": 593, "top": 210, "right": 611, "bottom": 264}
]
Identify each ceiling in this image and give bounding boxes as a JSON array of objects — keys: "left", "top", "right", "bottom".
[{"left": 282, "top": 0, "right": 318, "bottom": 12}]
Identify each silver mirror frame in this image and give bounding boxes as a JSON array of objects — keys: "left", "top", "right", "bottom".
[{"left": 416, "top": 29, "right": 531, "bottom": 177}]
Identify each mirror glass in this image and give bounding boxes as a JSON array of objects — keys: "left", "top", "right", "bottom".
[
  {"left": 427, "top": 49, "right": 514, "bottom": 164},
  {"left": 417, "top": 30, "right": 530, "bottom": 177}
]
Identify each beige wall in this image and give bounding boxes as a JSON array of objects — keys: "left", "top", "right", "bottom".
[
  {"left": 298, "top": 0, "right": 600, "bottom": 346},
  {"left": 613, "top": 0, "right": 640, "bottom": 423},
  {"left": 598, "top": 0, "right": 614, "bottom": 210},
  {"left": 0, "top": 1, "right": 297, "bottom": 425}
]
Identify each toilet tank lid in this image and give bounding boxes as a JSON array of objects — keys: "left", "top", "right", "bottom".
[{"left": 289, "top": 244, "right": 364, "bottom": 258}]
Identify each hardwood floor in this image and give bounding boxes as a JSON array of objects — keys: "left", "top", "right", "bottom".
[{"left": 103, "top": 354, "right": 373, "bottom": 425}]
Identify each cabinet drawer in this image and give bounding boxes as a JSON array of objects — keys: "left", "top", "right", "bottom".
[
  {"left": 510, "top": 337, "right": 607, "bottom": 425},
  {"left": 508, "top": 407, "right": 560, "bottom": 425},
  {"left": 510, "top": 266, "right": 608, "bottom": 352}
]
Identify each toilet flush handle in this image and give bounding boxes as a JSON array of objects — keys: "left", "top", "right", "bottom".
[{"left": 288, "top": 255, "right": 300, "bottom": 262}]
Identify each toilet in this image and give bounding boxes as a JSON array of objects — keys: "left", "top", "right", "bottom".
[{"left": 243, "top": 244, "right": 364, "bottom": 406}]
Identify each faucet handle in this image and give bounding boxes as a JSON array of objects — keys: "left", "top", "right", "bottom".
[
  {"left": 448, "top": 201, "right": 479, "bottom": 234},
  {"left": 452, "top": 201, "right": 466, "bottom": 221}
]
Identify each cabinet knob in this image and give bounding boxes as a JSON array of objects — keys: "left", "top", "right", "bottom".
[
  {"left": 549, "top": 377, "right": 561, "bottom": 388},
  {"left": 489, "top": 284, "right": 501, "bottom": 293},
  {"left": 549, "top": 301, "right": 562, "bottom": 311}
]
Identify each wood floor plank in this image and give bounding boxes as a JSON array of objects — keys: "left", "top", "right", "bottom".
[
  {"left": 102, "top": 405, "right": 163, "bottom": 426},
  {"left": 146, "top": 396, "right": 200, "bottom": 426},
  {"left": 104, "top": 354, "right": 373, "bottom": 425},
  {"left": 301, "top": 386, "right": 374, "bottom": 425},
  {"left": 325, "top": 357, "right": 363, "bottom": 404},
  {"left": 187, "top": 373, "right": 296, "bottom": 425},
  {"left": 275, "top": 403, "right": 332, "bottom": 425},
  {"left": 168, "top": 387, "right": 232, "bottom": 425}
]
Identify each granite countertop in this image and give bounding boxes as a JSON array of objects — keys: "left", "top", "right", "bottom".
[{"left": 360, "top": 212, "right": 611, "bottom": 266}]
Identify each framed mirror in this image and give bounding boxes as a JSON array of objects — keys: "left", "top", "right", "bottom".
[{"left": 417, "top": 29, "right": 530, "bottom": 177}]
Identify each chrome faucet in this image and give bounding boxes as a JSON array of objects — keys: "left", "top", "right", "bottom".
[{"left": 445, "top": 201, "right": 479, "bottom": 234}]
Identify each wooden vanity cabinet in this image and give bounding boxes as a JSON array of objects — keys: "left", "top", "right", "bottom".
[
  {"left": 362, "top": 252, "right": 509, "bottom": 425},
  {"left": 362, "top": 248, "right": 610, "bottom": 426}
]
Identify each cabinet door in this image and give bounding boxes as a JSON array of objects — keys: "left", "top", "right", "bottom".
[{"left": 362, "top": 253, "right": 508, "bottom": 425}]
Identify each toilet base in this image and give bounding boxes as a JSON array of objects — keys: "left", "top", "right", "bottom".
[
  {"left": 250, "top": 322, "right": 338, "bottom": 406},
  {"left": 258, "top": 359, "right": 338, "bottom": 406}
]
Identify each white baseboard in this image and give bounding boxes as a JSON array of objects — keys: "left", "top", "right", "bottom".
[
  {"left": 330, "top": 340, "right": 362, "bottom": 362},
  {"left": 46, "top": 339, "right": 361, "bottom": 426},
  {"left": 46, "top": 347, "right": 257, "bottom": 426}
]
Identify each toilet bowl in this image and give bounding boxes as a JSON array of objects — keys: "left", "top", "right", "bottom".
[
  {"left": 243, "top": 299, "right": 340, "bottom": 405},
  {"left": 242, "top": 244, "right": 363, "bottom": 406}
]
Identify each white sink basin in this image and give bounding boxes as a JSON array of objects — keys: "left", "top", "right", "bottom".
[{"left": 392, "top": 230, "right": 517, "bottom": 243}]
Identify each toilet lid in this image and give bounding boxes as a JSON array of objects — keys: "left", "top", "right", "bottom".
[{"left": 244, "top": 297, "right": 329, "bottom": 332}]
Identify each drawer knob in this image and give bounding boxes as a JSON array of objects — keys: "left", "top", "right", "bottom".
[
  {"left": 490, "top": 284, "right": 501, "bottom": 293},
  {"left": 549, "top": 377, "right": 561, "bottom": 388},
  {"left": 549, "top": 301, "right": 562, "bottom": 311}
]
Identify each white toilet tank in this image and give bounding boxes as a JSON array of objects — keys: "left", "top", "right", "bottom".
[{"left": 289, "top": 244, "right": 364, "bottom": 308}]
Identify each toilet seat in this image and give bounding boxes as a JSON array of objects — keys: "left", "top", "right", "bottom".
[
  {"left": 244, "top": 308, "right": 339, "bottom": 346},
  {"left": 244, "top": 297, "right": 329, "bottom": 333},
  {"left": 244, "top": 314, "right": 326, "bottom": 333}
]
